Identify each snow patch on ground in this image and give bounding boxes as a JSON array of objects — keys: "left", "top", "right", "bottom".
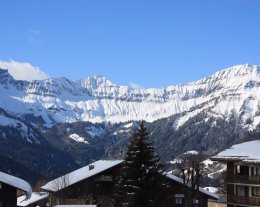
[
  {"left": 203, "top": 187, "right": 219, "bottom": 193},
  {"left": 69, "top": 133, "right": 89, "bottom": 144},
  {"left": 0, "top": 114, "right": 40, "bottom": 144},
  {"left": 123, "top": 122, "right": 133, "bottom": 128},
  {"left": 184, "top": 150, "right": 199, "bottom": 155},
  {"left": 208, "top": 168, "right": 226, "bottom": 179},
  {"left": 113, "top": 129, "right": 130, "bottom": 135},
  {"left": 173, "top": 108, "right": 205, "bottom": 130},
  {"left": 203, "top": 159, "right": 214, "bottom": 167},
  {"left": 0, "top": 114, "right": 23, "bottom": 127},
  {"left": 170, "top": 158, "right": 183, "bottom": 164},
  {"left": 85, "top": 126, "right": 105, "bottom": 138}
]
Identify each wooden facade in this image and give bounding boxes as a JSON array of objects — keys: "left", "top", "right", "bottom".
[
  {"left": 208, "top": 201, "right": 227, "bottom": 207},
  {"left": 0, "top": 183, "right": 17, "bottom": 207},
  {"left": 47, "top": 163, "right": 122, "bottom": 207},
  {"left": 211, "top": 160, "right": 260, "bottom": 207},
  {"left": 225, "top": 162, "right": 260, "bottom": 207},
  {"left": 211, "top": 140, "right": 260, "bottom": 207},
  {"left": 165, "top": 175, "right": 218, "bottom": 207}
]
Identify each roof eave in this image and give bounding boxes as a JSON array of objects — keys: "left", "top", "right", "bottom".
[{"left": 41, "top": 160, "right": 123, "bottom": 193}]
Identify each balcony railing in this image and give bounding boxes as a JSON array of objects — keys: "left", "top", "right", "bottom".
[
  {"left": 228, "top": 195, "right": 260, "bottom": 206},
  {"left": 228, "top": 175, "right": 260, "bottom": 185}
]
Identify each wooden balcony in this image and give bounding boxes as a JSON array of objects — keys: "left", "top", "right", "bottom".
[
  {"left": 228, "top": 195, "right": 260, "bottom": 206},
  {"left": 228, "top": 175, "right": 260, "bottom": 185}
]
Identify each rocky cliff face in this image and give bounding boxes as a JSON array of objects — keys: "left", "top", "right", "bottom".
[{"left": 1, "top": 64, "right": 260, "bottom": 130}]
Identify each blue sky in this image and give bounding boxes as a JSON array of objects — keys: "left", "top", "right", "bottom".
[{"left": 0, "top": 0, "right": 260, "bottom": 88}]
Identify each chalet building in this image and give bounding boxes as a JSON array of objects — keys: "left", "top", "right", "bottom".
[
  {"left": 41, "top": 160, "right": 123, "bottom": 207},
  {"left": 42, "top": 159, "right": 218, "bottom": 207},
  {"left": 17, "top": 192, "right": 49, "bottom": 207},
  {"left": 166, "top": 173, "right": 219, "bottom": 207},
  {"left": 0, "top": 171, "right": 32, "bottom": 207},
  {"left": 211, "top": 140, "right": 260, "bottom": 207}
]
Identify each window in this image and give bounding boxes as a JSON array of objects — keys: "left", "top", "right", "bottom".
[
  {"left": 174, "top": 194, "right": 184, "bottom": 205},
  {"left": 252, "top": 167, "right": 260, "bottom": 176},
  {"left": 252, "top": 187, "right": 260, "bottom": 197},
  {"left": 236, "top": 185, "right": 248, "bottom": 196},
  {"left": 236, "top": 165, "right": 240, "bottom": 174},
  {"left": 236, "top": 165, "right": 249, "bottom": 175},
  {"left": 175, "top": 197, "right": 183, "bottom": 205},
  {"left": 193, "top": 199, "right": 199, "bottom": 204},
  {"left": 192, "top": 199, "right": 199, "bottom": 207}
]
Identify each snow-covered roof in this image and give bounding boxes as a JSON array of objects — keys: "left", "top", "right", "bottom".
[
  {"left": 211, "top": 140, "right": 260, "bottom": 163},
  {"left": 17, "top": 192, "right": 49, "bottom": 206},
  {"left": 0, "top": 171, "right": 32, "bottom": 199},
  {"left": 166, "top": 173, "right": 219, "bottom": 200},
  {"left": 41, "top": 160, "right": 123, "bottom": 192}
]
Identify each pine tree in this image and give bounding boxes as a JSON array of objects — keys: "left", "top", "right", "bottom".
[{"left": 115, "top": 121, "right": 167, "bottom": 207}]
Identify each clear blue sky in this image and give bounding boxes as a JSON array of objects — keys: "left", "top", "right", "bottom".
[{"left": 1, "top": 0, "right": 260, "bottom": 88}]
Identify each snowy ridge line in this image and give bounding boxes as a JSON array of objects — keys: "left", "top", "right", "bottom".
[{"left": 1, "top": 64, "right": 260, "bottom": 128}]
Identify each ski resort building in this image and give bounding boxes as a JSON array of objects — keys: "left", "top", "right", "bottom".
[
  {"left": 211, "top": 140, "right": 260, "bottom": 207},
  {"left": 41, "top": 159, "right": 218, "bottom": 207},
  {"left": 166, "top": 173, "right": 219, "bottom": 207},
  {"left": 0, "top": 171, "right": 32, "bottom": 207},
  {"left": 41, "top": 160, "right": 123, "bottom": 207}
]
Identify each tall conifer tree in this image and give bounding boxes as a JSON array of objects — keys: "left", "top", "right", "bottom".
[{"left": 115, "top": 121, "right": 166, "bottom": 207}]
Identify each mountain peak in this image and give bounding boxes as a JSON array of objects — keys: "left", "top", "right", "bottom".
[
  {"left": 0, "top": 68, "right": 14, "bottom": 78},
  {"left": 0, "top": 68, "right": 16, "bottom": 85},
  {"left": 191, "top": 64, "right": 260, "bottom": 89},
  {"left": 78, "top": 75, "right": 116, "bottom": 91},
  {"left": 218, "top": 64, "right": 260, "bottom": 75}
]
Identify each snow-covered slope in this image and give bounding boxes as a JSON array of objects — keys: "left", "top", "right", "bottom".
[{"left": 1, "top": 64, "right": 260, "bottom": 129}]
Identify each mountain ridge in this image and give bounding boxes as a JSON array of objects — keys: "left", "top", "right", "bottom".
[{"left": 0, "top": 64, "right": 260, "bottom": 129}]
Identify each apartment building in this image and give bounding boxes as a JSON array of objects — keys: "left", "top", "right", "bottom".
[{"left": 211, "top": 140, "right": 260, "bottom": 207}]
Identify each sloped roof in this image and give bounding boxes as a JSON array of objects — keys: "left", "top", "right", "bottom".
[
  {"left": 166, "top": 173, "right": 219, "bottom": 200},
  {"left": 211, "top": 140, "right": 260, "bottom": 163},
  {"left": 0, "top": 171, "right": 32, "bottom": 199},
  {"left": 17, "top": 192, "right": 49, "bottom": 206},
  {"left": 41, "top": 160, "right": 123, "bottom": 192}
]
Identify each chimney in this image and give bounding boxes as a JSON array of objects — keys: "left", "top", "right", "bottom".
[{"left": 89, "top": 164, "right": 95, "bottom": 170}]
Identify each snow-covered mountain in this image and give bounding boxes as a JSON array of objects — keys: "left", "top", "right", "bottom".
[{"left": 1, "top": 64, "right": 260, "bottom": 129}]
